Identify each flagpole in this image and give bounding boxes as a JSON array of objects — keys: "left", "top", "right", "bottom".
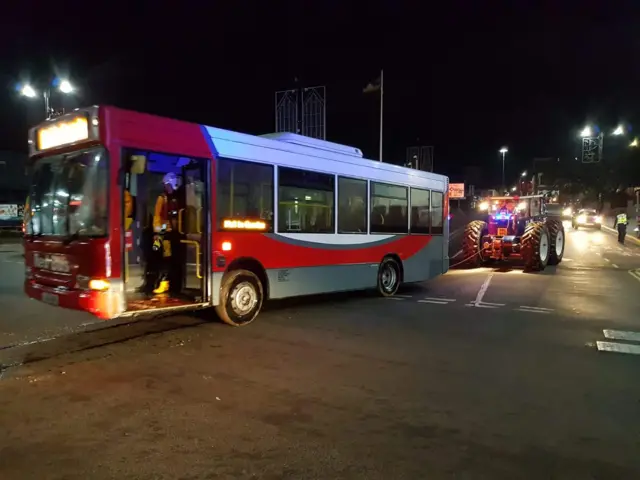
[{"left": 379, "top": 69, "right": 384, "bottom": 162}]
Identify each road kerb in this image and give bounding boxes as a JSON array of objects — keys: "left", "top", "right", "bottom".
[{"left": 601, "top": 224, "right": 640, "bottom": 245}]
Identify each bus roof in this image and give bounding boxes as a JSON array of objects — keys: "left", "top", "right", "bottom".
[{"left": 205, "top": 124, "right": 447, "bottom": 192}]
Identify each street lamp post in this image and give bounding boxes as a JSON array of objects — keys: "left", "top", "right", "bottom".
[
  {"left": 19, "top": 78, "right": 74, "bottom": 119},
  {"left": 499, "top": 147, "right": 508, "bottom": 192}
]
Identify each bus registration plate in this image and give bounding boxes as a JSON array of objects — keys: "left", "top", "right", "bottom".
[
  {"left": 41, "top": 292, "right": 59, "bottom": 306},
  {"left": 497, "top": 228, "right": 508, "bottom": 236}
]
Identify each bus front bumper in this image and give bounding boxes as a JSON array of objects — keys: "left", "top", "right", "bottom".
[{"left": 25, "top": 280, "right": 123, "bottom": 320}]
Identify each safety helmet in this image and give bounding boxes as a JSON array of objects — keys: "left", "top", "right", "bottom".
[{"left": 163, "top": 172, "right": 179, "bottom": 190}]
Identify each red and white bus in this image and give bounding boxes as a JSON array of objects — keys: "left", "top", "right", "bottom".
[{"left": 24, "top": 106, "right": 450, "bottom": 326}]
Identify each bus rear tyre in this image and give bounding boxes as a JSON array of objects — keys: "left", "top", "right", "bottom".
[
  {"left": 216, "top": 269, "right": 263, "bottom": 327},
  {"left": 377, "top": 257, "right": 401, "bottom": 296}
]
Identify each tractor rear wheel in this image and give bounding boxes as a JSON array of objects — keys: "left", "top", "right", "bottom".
[
  {"left": 521, "top": 222, "right": 550, "bottom": 272},
  {"left": 546, "top": 218, "right": 565, "bottom": 265},
  {"left": 461, "top": 220, "right": 488, "bottom": 268}
]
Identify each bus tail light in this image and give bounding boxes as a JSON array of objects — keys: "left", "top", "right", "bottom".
[{"left": 221, "top": 241, "right": 232, "bottom": 251}]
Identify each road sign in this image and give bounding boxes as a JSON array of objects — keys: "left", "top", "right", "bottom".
[{"left": 449, "top": 183, "right": 465, "bottom": 199}]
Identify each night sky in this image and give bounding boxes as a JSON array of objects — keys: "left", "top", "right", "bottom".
[{"left": 1, "top": 1, "right": 640, "bottom": 187}]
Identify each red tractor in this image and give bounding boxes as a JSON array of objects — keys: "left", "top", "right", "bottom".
[{"left": 461, "top": 195, "right": 565, "bottom": 271}]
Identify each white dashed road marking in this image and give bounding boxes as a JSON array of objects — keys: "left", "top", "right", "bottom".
[
  {"left": 603, "top": 329, "right": 640, "bottom": 342},
  {"left": 515, "top": 306, "right": 554, "bottom": 314},
  {"left": 418, "top": 297, "right": 456, "bottom": 305},
  {"left": 597, "top": 341, "right": 640, "bottom": 355}
]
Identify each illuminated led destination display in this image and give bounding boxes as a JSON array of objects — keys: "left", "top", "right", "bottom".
[
  {"left": 222, "top": 219, "right": 267, "bottom": 230},
  {"left": 37, "top": 116, "right": 90, "bottom": 151}
]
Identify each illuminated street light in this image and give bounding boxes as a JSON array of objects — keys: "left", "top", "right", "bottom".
[
  {"left": 580, "top": 126, "right": 593, "bottom": 137},
  {"left": 499, "top": 146, "right": 508, "bottom": 190},
  {"left": 59, "top": 79, "right": 73, "bottom": 94},
  {"left": 16, "top": 77, "right": 75, "bottom": 119},
  {"left": 612, "top": 125, "right": 624, "bottom": 136},
  {"left": 511, "top": 186, "right": 517, "bottom": 192},
  {"left": 630, "top": 138, "right": 639, "bottom": 148},
  {"left": 521, "top": 170, "right": 527, "bottom": 177},
  {"left": 20, "top": 84, "right": 37, "bottom": 98}
]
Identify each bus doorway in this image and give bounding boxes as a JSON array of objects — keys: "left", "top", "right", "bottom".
[{"left": 122, "top": 150, "right": 209, "bottom": 314}]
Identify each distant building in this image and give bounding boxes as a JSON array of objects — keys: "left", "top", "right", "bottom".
[{"left": 0, "top": 150, "right": 28, "bottom": 203}]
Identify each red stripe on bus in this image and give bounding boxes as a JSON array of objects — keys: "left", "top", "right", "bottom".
[{"left": 213, "top": 233, "right": 433, "bottom": 270}]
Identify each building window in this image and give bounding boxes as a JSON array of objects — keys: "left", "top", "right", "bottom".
[
  {"left": 338, "top": 177, "right": 367, "bottom": 233},
  {"left": 278, "top": 167, "right": 335, "bottom": 233},
  {"left": 410, "top": 188, "right": 431, "bottom": 234},
  {"left": 370, "top": 182, "right": 408, "bottom": 234},
  {"left": 431, "top": 191, "right": 444, "bottom": 234},
  {"left": 216, "top": 158, "right": 274, "bottom": 231}
]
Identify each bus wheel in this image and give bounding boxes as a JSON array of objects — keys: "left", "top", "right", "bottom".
[
  {"left": 216, "top": 269, "right": 264, "bottom": 327},
  {"left": 377, "top": 257, "right": 401, "bottom": 296}
]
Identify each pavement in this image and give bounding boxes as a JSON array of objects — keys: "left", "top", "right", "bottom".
[{"left": 2, "top": 222, "right": 640, "bottom": 478}]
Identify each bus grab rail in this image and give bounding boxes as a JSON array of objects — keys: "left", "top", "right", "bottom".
[{"left": 180, "top": 240, "right": 202, "bottom": 279}]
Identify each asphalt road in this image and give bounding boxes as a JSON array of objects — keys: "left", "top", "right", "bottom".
[{"left": 2, "top": 224, "right": 640, "bottom": 478}]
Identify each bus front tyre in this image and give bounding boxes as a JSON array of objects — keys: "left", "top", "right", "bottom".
[
  {"left": 377, "top": 258, "right": 401, "bottom": 296},
  {"left": 216, "top": 269, "right": 264, "bottom": 327}
]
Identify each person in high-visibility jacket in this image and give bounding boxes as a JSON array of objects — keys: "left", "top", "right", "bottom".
[
  {"left": 149, "top": 172, "right": 185, "bottom": 294},
  {"left": 615, "top": 212, "right": 628, "bottom": 244}
]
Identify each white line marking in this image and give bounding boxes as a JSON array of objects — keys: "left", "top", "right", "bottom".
[
  {"left": 603, "top": 329, "right": 640, "bottom": 342},
  {"left": 596, "top": 341, "right": 640, "bottom": 355},
  {"left": 396, "top": 294, "right": 413, "bottom": 298},
  {"left": 604, "top": 258, "right": 610, "bottom": 262},
  {"left": 629, "top": 270, "right": 640, "bottom": 282},
  {"left": 423, "top": 297, "right": 456, "bottom": 302},
  {"left": 477, "top": 301, "right": 505, "bottom": 306},
  {"left": 612, "top": 264, "right": 619, "bottom": 269},
  {"left": 518, "top": 306, "right": 554, "bottom": 311},
  {"left": 385, "top": 297, "right": 405, "bottom": 301},
  {"left": 595, "top": 252, "right": 601, "bottom": 256},
  {"left": 516, "top": 308, "right": 551, "bottom": 314},
  {"left": 418, "top": 300, "right": 449, "bottom": 305},
  {"left": 473, "top": 273, "right": 494, "bottom": 306},
  {"left": 451, "top": 249, "right": 463, "bottom": 258},
  {"left": 475, "top": 303, "right": 499, "bottom": 308}
]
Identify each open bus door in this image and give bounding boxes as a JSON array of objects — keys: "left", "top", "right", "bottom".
[{"left": 121, "top": 151, "right": 210, "bottom": 315}]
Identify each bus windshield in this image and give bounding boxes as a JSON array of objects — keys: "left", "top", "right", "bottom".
[{"left": 26, "top": 146, "right": 108, "bottom": 238}]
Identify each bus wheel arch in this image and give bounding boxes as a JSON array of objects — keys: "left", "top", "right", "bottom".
[
  {"left": 377, "top": 254, "right": 403, "bottom": 296},
  {"left": 226, "top": 257, "right": 269, "bottom": 299},
  {"left": 216, "top": 257, "right": 268, "bottom": 327}
]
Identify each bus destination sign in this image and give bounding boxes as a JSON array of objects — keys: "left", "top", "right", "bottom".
[{"left": 37, "top": 115, "right": 90, "bottom": 151}]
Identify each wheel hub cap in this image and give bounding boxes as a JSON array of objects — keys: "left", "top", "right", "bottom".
[
  {"left": 382, "top": 265, "right": 397, "bottom": 291},
  {"left": 231, "top": 282, "right": 257, "bottom": 314},
  {"left": 539, "top": 231, "right": 549, "bottom": 262}
]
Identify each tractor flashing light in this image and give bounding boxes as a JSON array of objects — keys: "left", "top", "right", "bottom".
[{"left": 493, "top": 212, "right": 512, "bottom": 220}]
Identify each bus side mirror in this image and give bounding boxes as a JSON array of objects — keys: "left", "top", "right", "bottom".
[{"left": 130, "top": 155, "right": 146, "bottom": 174}]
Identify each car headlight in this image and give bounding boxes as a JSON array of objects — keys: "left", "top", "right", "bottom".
[
  {"left": 563, "top": 207, "right": 572, "bottom": 216},
  {"left": 479, "top": 201, "right": 489, "bottom": 211},
  {"left": 577, "top": 215, "right": 587, "bottom": 223},
  {"left": 595, "top": 216, "right": 602, "bottom": 223}
]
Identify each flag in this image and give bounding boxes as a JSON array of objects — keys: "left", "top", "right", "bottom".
[{"left": 363, "top": 75, "right": 381, "bottom": 93}]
